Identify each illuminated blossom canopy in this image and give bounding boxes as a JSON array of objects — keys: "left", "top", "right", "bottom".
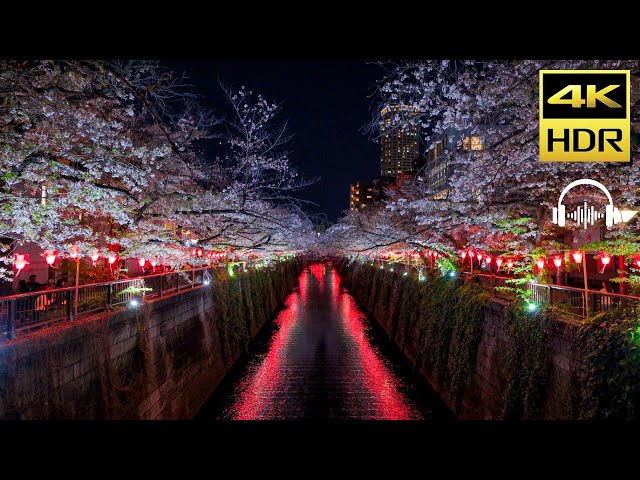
[
  {"left": 0, "top": 61, "right": 315, "bottom": 281},
  {"left": 327, "top": 60, "right": 640, "bottom": 267}
]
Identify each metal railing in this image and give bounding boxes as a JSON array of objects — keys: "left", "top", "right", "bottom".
[
  {"left": 463, "top": 271, "right": 640, "bottom": 318},
  {"left": 0, "top": 267, "right": 212, "bottom": 340}
]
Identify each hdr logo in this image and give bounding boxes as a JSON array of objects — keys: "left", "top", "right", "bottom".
[{"left": 539, "top": 70, "right": 630, "bottom": 162}]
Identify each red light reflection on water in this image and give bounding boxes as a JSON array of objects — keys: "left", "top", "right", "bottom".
[
  {"left": 232, "top": 290, "right": 300, "bottom": 420},
  {"left": 230, "top": 263, "right": 418, "bottom": 420},
  {"left": 332, "top": 268, "right": 416, "bottom": 420}
]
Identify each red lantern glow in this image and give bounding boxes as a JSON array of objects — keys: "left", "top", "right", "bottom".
[
  {"left": 468, "top": 249, "right": 474, "bottom": 258},
  {"left": 195, "top": 248, "right": 203, "bottom": 257},
  {"left": 45, "top": 250, "right": 57, "bottom": 266},
  {"left": 571, "top": 251, "right": 583, "bottom": 264},
  {"left": 485, "top": 256, "right": 492, "bottom": 264},
  {"left": 507, "top": 259, "right": 514, "bottom": 269},
  {"left": 90, "top": 250, "right": 100, "bottom": 262},
  {"left": 476, "top": 253, "right": 483, "bottom": 262},
  {"left": 138, "top": 258, "right": 146, "bottom": 267},
  {"left": 460, "top": 251, "right": 467, "bottom": 260},
  {"left": 107, "top": 254, "right": 117, "bottom": 265},
  {"left": 535, "top": 258, "right": 545, "bottom": 269},
  {"left": 14, "top": 253, "right": 29, "bottom": 272},
  {"left": 496, "top": 258, "right": 503, "bottom": 269},
  {"left": 635, "top": 257, "right": 640, "bottom": 269},
  {"left": 553, "top": 256, "right": 562, "bottom": 268},
  {"left": 150, "top": 259, "right": 157, "bottom": 267},
  {"left": 601, "top": 255, "right": 611, "bottom": 266}
]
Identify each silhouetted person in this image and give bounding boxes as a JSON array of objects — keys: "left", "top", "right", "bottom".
[
  {"left": 26, "top": 275, "right": 41, "bottom": 292},
  {"left": 18, "top": 279, "right": 28, "bottom": 293},
  {"left": 55, "top": 278, "right": 68, "bottom": 305}
]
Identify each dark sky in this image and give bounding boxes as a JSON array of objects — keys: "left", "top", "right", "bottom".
[{"left": 163, "top": 61, "right": 382, "bottom": 223}]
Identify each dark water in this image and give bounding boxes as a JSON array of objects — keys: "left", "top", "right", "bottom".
[{"left": 196, "top": 263, "right": 454, "bottom": 420}]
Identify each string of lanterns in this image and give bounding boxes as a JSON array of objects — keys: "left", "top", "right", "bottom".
[
  {"left": 368, "top": 246, "right": 639, "bottom": 277},
  {"left": 11, "top": 244, "right": 296, "bottom": 277}
]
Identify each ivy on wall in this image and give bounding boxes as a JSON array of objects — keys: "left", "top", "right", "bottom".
[
  {"left": 574, "top": 311, "right": 640, "bottom": 419},
  {"left": 339, "top": 258, "right": 640, "bottom": 420},
  {"left": 501, "top": 304, "right": 552, "bottom": 419}
]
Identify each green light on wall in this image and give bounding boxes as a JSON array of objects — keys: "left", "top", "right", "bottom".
[{"left": 227, "top": 263, "right": 235, "bottom": 277}]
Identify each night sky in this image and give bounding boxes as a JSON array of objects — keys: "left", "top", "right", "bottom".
[{"left": 163, "top": 61, "right": 383, "bottom": 223}]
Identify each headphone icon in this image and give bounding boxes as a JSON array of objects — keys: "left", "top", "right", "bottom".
[{"left": 552, "top": 179, "right": 623, "bottom": 229}]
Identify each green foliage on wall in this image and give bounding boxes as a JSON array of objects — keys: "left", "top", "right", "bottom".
[
  {"left": 501, "top": 303, "right": 552, "bottom": 419},
  {"left": 574, "top": 310, "right": 640, "bottom": 419}
]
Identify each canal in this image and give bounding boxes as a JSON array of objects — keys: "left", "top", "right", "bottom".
[{"left": 196, "top": 263, "right": 454, "bottom": 420}]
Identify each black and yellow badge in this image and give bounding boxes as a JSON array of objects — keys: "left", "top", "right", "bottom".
[{"left": 539, "top": 70, "right": 630, "bottom": 162}]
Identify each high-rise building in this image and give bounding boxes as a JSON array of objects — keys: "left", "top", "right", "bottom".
[
  {"left": 380, "top": 105, "right": 420, "bottom": 177},
  {"left": 426, "top": 128, "right": 485, "bottom": 198},
  {"left": 349, "top": 181, "right": 374, "bottom": 211}
]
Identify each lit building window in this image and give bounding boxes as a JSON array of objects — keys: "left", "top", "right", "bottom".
[{"left": 463, "top": 136, "right": 484, "bottom": 151}]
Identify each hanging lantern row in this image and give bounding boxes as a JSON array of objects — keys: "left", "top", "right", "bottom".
[
  {"left": 460, "top": 249, "right": 515, "bottom": 271},
  {"left": 11, "top": 245, "right": 234, "bottom": 271}
]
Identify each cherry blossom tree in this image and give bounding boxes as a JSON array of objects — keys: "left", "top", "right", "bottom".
[
  {"left": 0, "top": 61, "right": 315, "bottom": 282},
  {"left": 331, "top": 60, "right": 640, "bottom": 270}
]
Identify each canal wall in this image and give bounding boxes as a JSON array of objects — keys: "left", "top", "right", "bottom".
[
  {"left": 338, "top": 260, "right": 640, "bottom": 420},
  {"left": 0, "top": 260, "right": 303, "bottom": 420}
]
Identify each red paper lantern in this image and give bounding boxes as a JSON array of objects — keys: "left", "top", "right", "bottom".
[
  {"left": 507, "top": 259, "right": 514, "bottom": 269},
  {"left": 571, "top": 251, "right": 583, "bottom": 264},
  {"left": 138, "top": 258, "right": 145, "bottom": 267},
  {"left": 150, "top": 259, "right": 157, "bottom": 267},
  {"left": 90, "top": 250, "right": 100, "bottom": 262},
  {"left": 535, "top": 258, "right": 545, "bottom": 269},
  {"left": 107, "top": 254, "right": 117, "bottom": 265},
  {"left": 468, "top": 249, "right": 474, "bottom": 258},
  {"left": 485, "top": 256, "right": 492, "bottom": 264},
  {"left": 45, "top": 250, "right": 57, "bottom": 266},
  {"left": 601, "top": 254, "right": 611, "bottom": 266},
  {"left": 476, "top": 253, "right": 483, "bottom": 262},
  {"left": 634, "top": 257, "right": 640, "bottom": 269},
  {"left": 460, "top": 251, "right": 467, "bottom": 260},
  {"left": 14, "top": 253, "right": 29, "bottom": 271},
  {"left": 496, "top": 258, "right": 503, "bottom": 269},
  {"left": 553, "top": 256, "right": 562, "bottom": 268}
]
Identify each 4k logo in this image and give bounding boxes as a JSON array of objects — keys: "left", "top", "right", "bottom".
[{"left": 539, "top": 70, "right": 630, "bottom": 162}]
